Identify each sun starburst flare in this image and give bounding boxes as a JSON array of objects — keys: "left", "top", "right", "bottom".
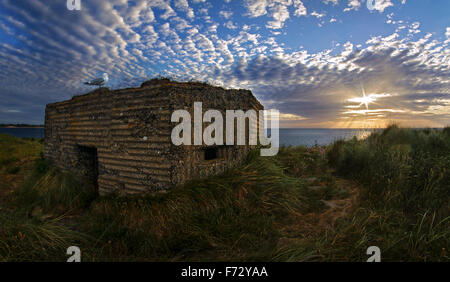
[{"left": 347, "top": 82, "right": 392, "bottom": 114}]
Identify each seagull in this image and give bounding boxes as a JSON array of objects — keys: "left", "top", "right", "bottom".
[{"left": 84, "top": 73, "right": 109, "bottom": 87}]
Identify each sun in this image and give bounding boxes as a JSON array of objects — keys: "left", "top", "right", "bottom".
[
  {"left": 347, "top": 82, "right": 375, "bottom": 110},
  {"left": 348, "top": 94, "right": 375, "bottom": 110},
  {"left": 352, "top": 96, "right": 375, "bottom": 110}
]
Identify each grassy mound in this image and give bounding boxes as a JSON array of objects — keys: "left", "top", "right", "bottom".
[{"left": 1, "top": 135, "right": 335, "bottom": 261}]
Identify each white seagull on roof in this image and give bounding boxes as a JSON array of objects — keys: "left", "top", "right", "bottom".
[{"left": 84, "top": 73, "right": 109, "bottom": 87}]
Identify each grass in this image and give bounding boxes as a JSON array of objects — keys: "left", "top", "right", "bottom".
[
  {"left": 12, "top": 158, "right": 97, "bottom": 216},
  {"left": 0, "top": 134, "right": 43, "bottom": 199},
  {"left": 0, "top": 134, "right": 42, "bottom": 170},
  {"left": 0, "top": 126, "right": 448, "bottom": 262},
  {"left": 0, "top": 211, "right": 87, "bottom": 261},
  {"left": 328, "top": 125, "right": 449, "bottom": 214},
  {"left": 323, "top": 125, "right": 449, "bottom": 261}
]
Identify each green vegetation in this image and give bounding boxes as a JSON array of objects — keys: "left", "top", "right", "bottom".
[
  {"left": 323, "top": 125, "right": 449, "bottom": 261},
  {"left": 0, "top": 134, "right": 42, "bottom": 171},
  {"left": 0, "top": 134, "right": 43, "bottom": 197},
  {"left": 0, "top": 127, "right": 448, "bottom": 262}
]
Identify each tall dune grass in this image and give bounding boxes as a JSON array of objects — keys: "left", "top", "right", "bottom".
[
  {"left": 78, "top": 150, "right": 326, "bottom": 261},
  {"left": 325, "top": 125, "right": 449, "bottom": 261}
]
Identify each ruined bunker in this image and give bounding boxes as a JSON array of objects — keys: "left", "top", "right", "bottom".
[{"left": 44, "top": 79, "right": 263, "bottom": 195}]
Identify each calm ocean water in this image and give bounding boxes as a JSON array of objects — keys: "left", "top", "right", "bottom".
[
  {"left": 0, "top": 128, "right": 45, "bottom": 139},
  {"left": 277, "top": 128, "right": 377, "bottom": 147},
  {"left": 0, "top": 127, "right": 376, "bottom": 147}
]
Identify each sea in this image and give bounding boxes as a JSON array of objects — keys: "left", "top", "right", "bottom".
[
  {"left": 0, "top": 127, "right": 378, "bottom": 147},
  {"left": 0, "top": 128, "right": 45, "bottom": 139}
]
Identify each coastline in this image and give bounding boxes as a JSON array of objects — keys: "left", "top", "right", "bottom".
[{"left": 0, "top": 126, "right": 44, "bottom": 128}]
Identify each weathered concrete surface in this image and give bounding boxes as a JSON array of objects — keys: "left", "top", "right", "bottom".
[{"left": 45, "top": 79, "right": 263, "bottom": 195}]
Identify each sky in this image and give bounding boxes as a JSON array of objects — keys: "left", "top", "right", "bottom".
[{"left": 0, "top": 0, "right": 449, "bottom": 128}]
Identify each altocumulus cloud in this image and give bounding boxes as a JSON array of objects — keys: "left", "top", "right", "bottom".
[{"left": 0, "top": 0, "right": 448, "bottom": 127}]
